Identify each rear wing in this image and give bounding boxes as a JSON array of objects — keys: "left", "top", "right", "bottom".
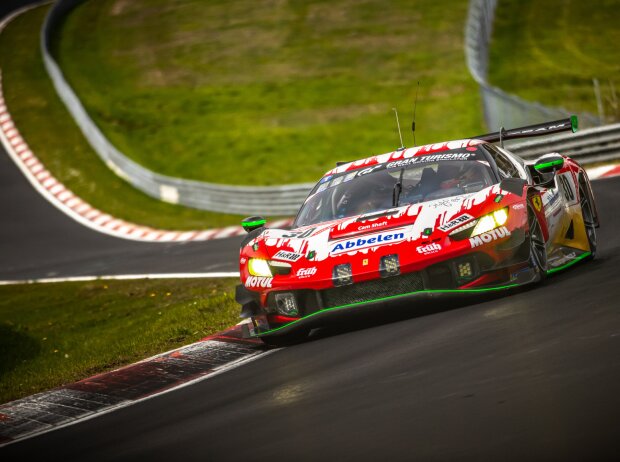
[{"left": 473, "top": 115, "right": 578, "bottom": 144}]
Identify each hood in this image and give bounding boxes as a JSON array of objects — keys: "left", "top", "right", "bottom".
[{"left": 252, "top": 185, "right": 505, "bottom": 263}]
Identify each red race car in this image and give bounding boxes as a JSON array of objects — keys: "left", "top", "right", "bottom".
[{"left": 236, "top": 117, "right": 599, "bottom": 345}]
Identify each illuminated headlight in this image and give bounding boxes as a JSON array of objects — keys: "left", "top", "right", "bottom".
[
  {"left": 247, "top": 258, "right": 291, "bottom": 277},
  {"left": 470, "top": 208, "right": 509, "bottom": 237},
  {"left": 333, "top": 263, "right": 353, "bottom": 287},
  {"left": 275, "top": 293, "right": 298, "bottom": 316},
  {"left": 380, "top": 254, "right": 400, "bottom": 278},
  {"left": 248, "top": 258, "right": 272, "bottom": 277}
]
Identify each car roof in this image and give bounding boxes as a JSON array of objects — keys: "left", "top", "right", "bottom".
[{"left": 324, "top": 138, "right": 487, "bottom": 178}]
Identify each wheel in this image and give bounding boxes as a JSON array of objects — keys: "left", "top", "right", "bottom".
[
  {"left": 579, "top": 183, "right": 597, "bottom": 260},
  {"left": 260, "top": 328, "right": 309, "bottom": 347},
  {"left": 528, "top": 203, "right": 547, "bottom": 280}
]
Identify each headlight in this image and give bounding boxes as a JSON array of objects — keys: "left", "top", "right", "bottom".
[
  {"left": 471, "top": 208, "right": 509, "bottom": 237},
  {"left": 247, "top": 258, "right": 291, "bottom": 277},
  {"left": 248, "top": 258, "right": 272, "bottom": 277}
]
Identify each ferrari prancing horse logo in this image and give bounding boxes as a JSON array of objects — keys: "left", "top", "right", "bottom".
[{"left": 532, "top": 196, "right": 542, "bottom": 212}]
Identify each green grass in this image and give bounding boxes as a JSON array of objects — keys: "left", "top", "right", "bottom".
[
  {"left": 55, "top": 0, "right": 485, "bottom": 186},
  {"left": 0, "top": 278, "right": 240, "bottom": 404},
  {"left": 0, "top": 6, "right": 246, "bottom": 230},
  {"left": 489, "top": 0, "right": 620, "bottom": 122}
]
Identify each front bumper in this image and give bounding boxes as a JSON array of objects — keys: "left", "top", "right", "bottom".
[
  {"left": 239, "top": 227, "right": 531, "bottom": 339},
  {"left": 241, "top": 268, "right": 538, "bottom": 339}
]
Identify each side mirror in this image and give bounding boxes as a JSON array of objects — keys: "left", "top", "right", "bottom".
[
  {"left": 241, "top": 216, "right": 266, "bottom": 233},
  {"left": 533, "top": 154, "right": 564, "bottom": 174},
  {"left": 531, "top": 154, "right": 564, "bottom": 187}
]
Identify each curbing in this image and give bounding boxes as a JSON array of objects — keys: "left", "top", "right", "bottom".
[
  {"left": 0, "top": 324, "right": 274, "bottom": 447},
  {"left": 41, "top": 0, "right": 313, "bottom": 216},
  {"left": 0, "top": 74, "right": 292, "bottom": 242}
]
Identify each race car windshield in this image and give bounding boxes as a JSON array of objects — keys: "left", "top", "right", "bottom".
[{"left": 294, "top": 150, "right": 496, "bottom": 227}]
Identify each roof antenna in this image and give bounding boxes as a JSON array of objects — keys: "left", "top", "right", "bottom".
[
  {"left": 392, "top": 107, "right": 405, "bottom": 151},
  {"left": 411, "top": 81, "right": 420, "bottom": 147}
]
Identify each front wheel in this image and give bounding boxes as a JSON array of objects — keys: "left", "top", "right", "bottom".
[{"left": 528, "top": 203, "right": 548, "bottom": 281}]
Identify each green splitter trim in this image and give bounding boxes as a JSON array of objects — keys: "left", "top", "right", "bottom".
[
  {"left": 534, "top": 159, "right": 564, "bottom": 171},
  {"left": 242, "top": 219, "right": 266, "bottom": 229},
  {"left": 546, "top": 251, "right": 591, "bottom": 275},
  {"left": 254, "top": 251, "right": 592, "bottom": 337},
  {"left": 255, "top": 282, "right": 521, "bottom": 337}
]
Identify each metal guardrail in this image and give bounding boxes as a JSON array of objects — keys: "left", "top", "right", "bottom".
[
  {"left": 41, "top": 0, "right": 617, "bottom": 219},
  {"left": 510, "top": 123, "right": 620, "bottom": 165},
  {"left": 41, "top": 0, "right": 313, "bottom": 216},
  {"left": 465, "top": 0, "right": 601, "bottom": 131}
]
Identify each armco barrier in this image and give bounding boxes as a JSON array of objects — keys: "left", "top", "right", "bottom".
[
  {"left": 42, "top": 0, "right": 618, "bottom": 218},
  {"left": 464, "top": 0, "right": 600, "bottom": 131},
  {"left": 41, "top": 0, "right": 313, "bottom": 216}
]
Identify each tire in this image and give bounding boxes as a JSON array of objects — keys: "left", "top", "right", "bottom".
[
  {"left": 579, "top": 183, "right": 597, "bottom": 260},
  {"left": 528, "top": 203, "right": 548, "bottom": 281},
  {"left": 260, "top": 328, "right": 309, "bottom": 347}
]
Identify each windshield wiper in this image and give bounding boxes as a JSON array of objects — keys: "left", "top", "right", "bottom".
[{"left": 392, "top": 167, "right": 405, "bottom": 207}]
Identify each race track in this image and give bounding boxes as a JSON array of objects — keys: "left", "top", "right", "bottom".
[
  {"left": 3, "top": 176, "right": 620, "bottom": 460},
  {"left": 0, "top": 142, "right": 241, "bottom": 280},
  {"left": 1, "top": 1, "right": 620, "bottom": 458}
]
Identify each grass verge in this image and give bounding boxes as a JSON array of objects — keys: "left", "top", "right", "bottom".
[
  {"left": 55, "top": 0, "right": 484, "bottom": 186},
  {"left": 489, "top": 0, "right": 620, "bottom": 122},
  {"left": 0, "top": 277, "right": 240, "bottom": 405},
  {"left": 0, "top": 6, "right": 247, "bottom": 230}
]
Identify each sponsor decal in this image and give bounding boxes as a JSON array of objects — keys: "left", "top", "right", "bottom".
[
  {"left": 343, "top": 172, "right": 357, "bottom": 182},
  {"left": 272, "top": 250, "right": 303, "bottom": 262},
  {"left": 245, "top": 276, "right": 273, "bottom": 288},
  {"left": 307, "top": 250, "right": 316, "bottom": 260},
  {"left": 469, "top": 226, "right": 511, "bottom": 248},
  {"left": 316, "top": 182, "right": 329, "bottom": 193},
  {"left": 428, "top": 196, "right": 468, "bottom": 209},
  {"left": 240, "top": 257, "right": 247, "bottom": 264},
  {"left": 363, "top": 258, "right": 369, "bottom": 266},
  {"left": 439, "top": 214, "right": 474, "bottom": 232},
  {"left": 330, "top": 229, "right": 407, "bottom": 255},
  {"left": 416, "top": 243, "right": 442, "bottom": 255},
  {"left": 296, "top": 267, "right": 317, "bottom": 278},
  {"left": 357, "top": 165, "right": 383, "bottom": 176},
  {"left": 356, "top": 220, "right": 388, "bottom": 231},
  {"left": 386, "top": 152, "right": 474, "bottom": 170},
  {"left": 545, "top": 189, "right": 560, "bottom": 207},
  {"left": 511, "top": 203, "right": 525, "bottom": 210},
  {"left": 281, "top": 227, "right": 316, "bottom": 239},
  {"left": 532, "top": 196, "right": 543, "bottom": 212}
]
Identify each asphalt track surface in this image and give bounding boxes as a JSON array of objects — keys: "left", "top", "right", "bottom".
[
  {"left": 4, "top": 144, "right": 620, "bottom": 460},
  {"left": 0, "top": 137, "right": 242, "bottom": 280},
  {"left": 0, "top": 0, "right": 241, "bottom": 279},
  {"left": 2, "top": 2, "right": 620, "bottom": 459},
  {"left": 2, "top": 178, "right": 619, "bottom": 461}
]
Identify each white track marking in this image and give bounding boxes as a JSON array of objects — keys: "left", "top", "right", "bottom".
[{"left": 0, "top": 272, "right": 241, "bottom": 286}]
